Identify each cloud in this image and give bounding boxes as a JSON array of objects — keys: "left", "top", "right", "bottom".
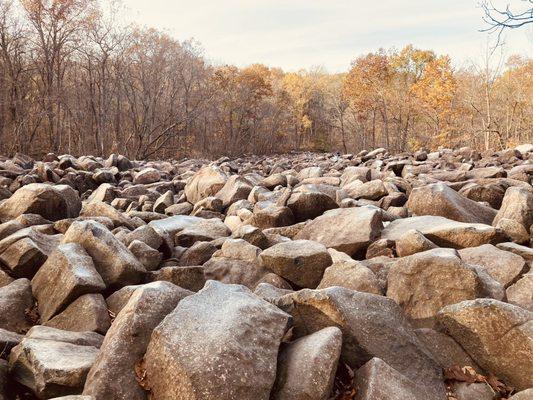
[{"left": 122, "top": 0, "right": 533, "bottom": 71}]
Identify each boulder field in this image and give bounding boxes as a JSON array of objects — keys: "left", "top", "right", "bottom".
[{"left": 0, "top": 146, "right": 532, "bottom": 399}]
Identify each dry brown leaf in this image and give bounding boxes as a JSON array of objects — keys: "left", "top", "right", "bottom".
[
  {"left": 134, "top": 358, "right": 151, "bottom": 392},
  {"left": 443, "top": 365, "right": 482, "bottom": 384},
  {"left": 485, "top": 373, "right": 514, "bottom": 398},
  {"left": 24, "top": 305, "right": 40, "bottom": 325},
  {"left": 329, "top": 362, "right": 357, "bottom": 400},
  {"left": 444, "top": 365, "right": 515, "bottom": 399}
]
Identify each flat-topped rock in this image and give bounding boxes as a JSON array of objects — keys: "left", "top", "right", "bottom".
[
  {"left": 295, "top": 206, "right": 383, "bottom": 257},
  {"left": 381, "top": 215, "right": 505, "bottom": 249}
]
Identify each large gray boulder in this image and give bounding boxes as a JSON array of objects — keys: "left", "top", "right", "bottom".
[
  {"left": 407, "top": 183, "right": 497, "bottom": 225},
  {"left": 9, "top": 338, "right": 99, "bottom": 398},
  {"left": 0, "top": 226, "right": 61, "bottom": 278},
  {"left": 83, "top": 282, "right": 192, "bottom": 400},
  {"left": 259, "top": 240, "right": 332, "bottom": 288},
  {"left": 295, "top": 207, "right": 383, "bottom": 257},
  {"left": 414, "top": 328, "right": 481, "bottom": 372},
  {"left": 174, "top": 218, "right": 230, "bottom": 246},
  {"left": 133, "top": 168, "right": 161, "bottom": 185},
  {"left": 44, "top": 293, "right": 111, "bottom": 334},
  {"left": 80, "top": 201, "right": 136, "bottom": 230},
  {"left": 185, "top": 165, "right": 228, "bottom": 204},
  {"left": 381, "top": 216, "right": 504, "bottom": 249},
  {"left": 0, "top": 183, "right": 81, "bottom": 221},
  {"left": 438, "top": 299, "right": 533, "bottom": 390},
  {"left": 25, "top": 326, "right": 103, "bottom": 348},
  {"left": 203, "top": 242, "right": 268, "bottom": 289},
  {"left": 354, "top": 357, "right": 433, "bottom": 400},
  {"left": 31, "top": 243, "right": 105, "bottom": 322},
  {"left": 144, "top": 281, "right": 291, "bottom": 400},
  {"left": 274, "top": 287, "right": 445, "bottom": 398},
  {"left": 506, "top": 273, "right": 533, "bottom": 311},
  {"left": 493, "top": 186, "right": 533, "bottom": 230},
  {"left": 386, "top": 248, "right": 482, "bottom": 328},
  {"left": 317, "top": 258, "right": 382, "bottom": 295},
  {"left": 271, "top": 327, "right": 342, "bottom": 400},
  {"left": 458, "top": 244, "right": 526, "bottom": 287},
  {"left": 215, "top": 175, "right": 253, "bottom": 208},
  {"left": 62, "top": 221, "right": 145, "bottom": 289},
  {"left": 0, "top": 279, "right": 34, "bottom": 333},
  {"left": 286, "top": 187, "right": 337, "bottom": 222}
]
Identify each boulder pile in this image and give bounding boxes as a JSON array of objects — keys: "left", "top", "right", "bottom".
[{"left": 0, "top": 145, "right": 532, "bottom": 400}]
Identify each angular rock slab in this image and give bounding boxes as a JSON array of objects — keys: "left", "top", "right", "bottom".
[
  {"left": 458, "top": 244, "right": 526, "bottom": 287},
  {"left": 438, "top": 299, "right": 533, "bottom": 390},
  {"left": 506, "top": 273, "right": 533, "bottom": 312},
  {"left": 259, "top": 240, "right": 332, "bottom": 288},
  {"left": 83, "top": 281, "right": 192, "bottom": 400},
  {"left": 317, "top": 259, "right": 381, "bottom": 295},
  {"left": 0, "top": 328, "right": 23, "bottom": 359},
  {"left": 386, "top": 248, "right": 482, "bottom": 328},
  {"left": 174, "top": 217, "right": 230, "bottom": 247},
  {"left": 395, "top": 229, "right": 437, "bottom": 257},
  {"left": 32, "top": 243, "right": 105, "bottom": 322},
  {"left": 0, "top": 183, "right": 81, "bottom": 222},
  {"left": 144, "top": 280, "right": 291, "bottom": 400},
  {"left": 381, "top": 216, "right": 504, "bottom": 249},
  {"left": 184, "top": 165, "right": 228, "bottom": 204},
  {"left": 0, "top": 278, "right": 34, "bottom": 333},
  {"left": 271, "top": 327, "right": 342, "bottom": 400},
  {"left": 44, "top": 294, "right": 111, "bottom": 334},
  {"left": 9, "top": 338, "right": 99, "bottom": 399},
  {"left": 203, "top": 255, "right": 268, "bottom": 289},
  {"left": 407, "top": 182, "right": 497, "bottom": 225},
  {"left": 215, "top": 175, "right": 253, "bottom": 208},
  {"left": 414, "top": 328, "right": 481, "bottom": 372},
  {"left": 493, "top": 186, "right": 533, "bottom": 230},
  {"left": 25, "top": 326, "right": 103, "bottom": 348},
  {"left": 355, "top": 357, "right": 437, "bottom": 400},
  {"left": 274, "top": 287, "right": 445, "bottom": 398},
  {"left": 0, "top": 226, "right": 61, "bottom": 278},
  {"left": 295, "top": 206, "right": 383, "bottom": 257},
  {"left": 286, "top": 188, "right": 338, "bottom": 222},
  {"left": 62, "top": 221, "right": 145, "bottom": 289}
]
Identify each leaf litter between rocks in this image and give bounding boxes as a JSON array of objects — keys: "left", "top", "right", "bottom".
[{"left": 444, "top": 365, "right": 515, "bottom": 399}]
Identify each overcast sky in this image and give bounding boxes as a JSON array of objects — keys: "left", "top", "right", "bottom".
[{"left": 122, "top": 0, "right": 533, "bottom": 72}]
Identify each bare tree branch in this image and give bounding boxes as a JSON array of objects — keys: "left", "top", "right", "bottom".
[{"left": 480, "top": 0, "right": 533, "bottom": 45}]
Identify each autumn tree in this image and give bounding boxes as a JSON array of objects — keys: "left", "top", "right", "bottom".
[
  {"left": 0, "top": 1, "right": 529, "bottom": 158},
  {"left": 211, "top": 64, "right": 272, "bottom": 155},
  {"left": 411, "top": 56, "right": 458, "bottom": 147}
]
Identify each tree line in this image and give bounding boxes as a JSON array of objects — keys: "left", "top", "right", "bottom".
[{"left": 0, "top": 0, "right": 531, "bottom": 159}]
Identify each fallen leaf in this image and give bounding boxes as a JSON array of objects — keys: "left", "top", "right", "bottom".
[
  {"left": 134, "top": 358, "right": 151, "bottom": 391},
  {"left": 444, "top": 365, "right": 515, "bottom": 399}
]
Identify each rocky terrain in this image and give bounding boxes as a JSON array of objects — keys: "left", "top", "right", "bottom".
[{"left": 0, "top": 145, "right": 532, "bottom": 400}]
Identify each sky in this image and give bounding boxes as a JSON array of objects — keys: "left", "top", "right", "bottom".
[{"left": 121, "top": 0, "right": 533, "bottom": 72}]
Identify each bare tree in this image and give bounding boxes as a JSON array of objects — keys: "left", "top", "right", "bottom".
[{"left": 481, "top": 0, "right": 533, "bottom": 43}]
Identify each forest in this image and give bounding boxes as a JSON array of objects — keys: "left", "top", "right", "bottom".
[{"left": 0, "top": 0, "right": 531, "bottom": 159}]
